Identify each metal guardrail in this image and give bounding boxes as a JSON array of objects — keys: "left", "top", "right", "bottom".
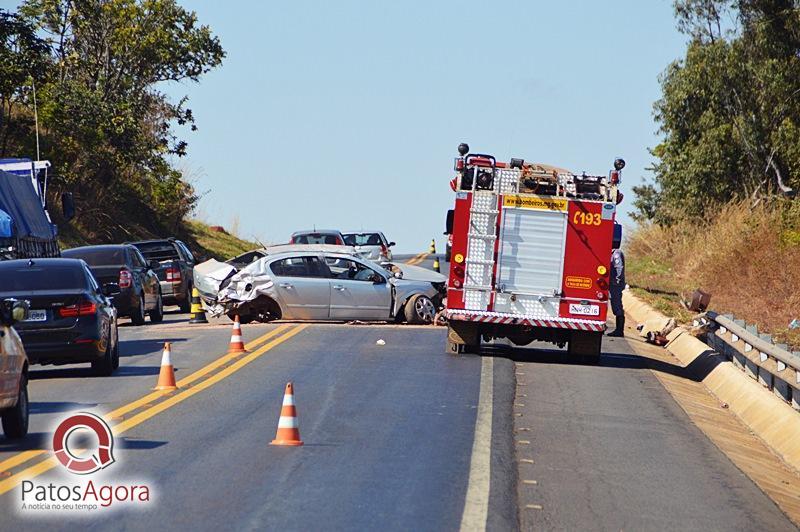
[{"left": 702, "top": 311, "right": 800, "bottom": 411}]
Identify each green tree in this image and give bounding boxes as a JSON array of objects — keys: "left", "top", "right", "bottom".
[
  {"left": 639, "top": 0, "right": 800, "bottom": 222},
  {"left": 18, "top": 0, "right": 224, "bottom": 238},
  {"left": 0, "top": 9, "right": 50, "bottom": 156}
]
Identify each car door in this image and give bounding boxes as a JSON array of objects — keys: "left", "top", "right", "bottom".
[
  {"left": 0, "top": 322, "right": 12, "bottom": 405},
  {"left": 326, "top": 256, "right": 392, "bottom": 320},
  {"left": 131, "top": 248, "right": 158, "bottom": 308},
  {"left": 269, "top": 256, "right": 331, "bottom": 320}
]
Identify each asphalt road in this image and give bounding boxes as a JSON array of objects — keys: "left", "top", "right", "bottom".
[{"left": 0, "top": 251, "right": 795, "bottom": 530}]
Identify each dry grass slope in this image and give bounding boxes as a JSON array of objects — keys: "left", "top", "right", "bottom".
[{"left": 627, "top": 200, "right": 800, "bottom": 347}]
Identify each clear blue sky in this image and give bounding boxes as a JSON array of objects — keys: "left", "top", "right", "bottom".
[{"left": 12, "top": 0, "right": 690, "bottom": 253}]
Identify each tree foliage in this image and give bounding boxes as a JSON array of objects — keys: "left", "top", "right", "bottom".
[
  {"left": 639, "top": 0, "right": 800, "bottom": 222},
  {"left": 0, "top": 0, "right": 224, "bottom": 240}
]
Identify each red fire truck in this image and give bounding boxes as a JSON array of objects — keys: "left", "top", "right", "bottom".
[{"left": 444, "top": 143, "right": 624, "bottom": 361}]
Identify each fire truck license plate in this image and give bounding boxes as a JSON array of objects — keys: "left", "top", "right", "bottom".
[{"left": 569, "top": 304, "right": 600, "bottom": 316}]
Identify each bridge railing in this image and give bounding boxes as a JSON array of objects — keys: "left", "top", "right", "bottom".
[{"left": 702, "top": 311, "right": 800, "bottom": 411}]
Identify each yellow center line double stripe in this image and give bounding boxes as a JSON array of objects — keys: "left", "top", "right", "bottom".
[
  {"left": 0, "top": 323, "right": 303, "bottom": 494},
  {"left": 406, "top": 252, "right": 429, "bottom": 266}
]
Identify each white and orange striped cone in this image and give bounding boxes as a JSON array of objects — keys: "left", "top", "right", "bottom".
[
  {"left": 270, "top": 382, "right": 303, "bottom": 446},
  {"left": 227, "top": 315, "right": 247, "bottom": 355},
  {"left": 154, "top": 342, "right": 177, "bottom": 391}
]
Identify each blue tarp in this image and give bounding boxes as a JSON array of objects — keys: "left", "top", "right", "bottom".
[
  {"left": 0, "top": 209, "right": 11, "bottom": 238},
  {"left": 0, "top": 170, "right": 55, "bottom": 240}
]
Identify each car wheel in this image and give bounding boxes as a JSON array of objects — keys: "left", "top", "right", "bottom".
[
  {"left": 178, "top": 284, "right": 192, "bottom": 313},
  {"left": 2, "top": 375, "right": 29, "bottom": 439},
  {"left": 404, "top": 294, "right": 436, "bottom": 324},
  {"left": 92, "top": 342, "right": 115, "bottom": 377},
  {"left": 149, "top": 292, "right": 164, "bottom": 323},
  {"left": 130, "top": 294, "right": 146, "bottom": 325}
]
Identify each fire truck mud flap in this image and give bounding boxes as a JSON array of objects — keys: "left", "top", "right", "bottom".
[
  {"left": 447, "top": 321, "right": 480, "bottom": 354},
  {"left": 567, "top": 330, "right": 603, "bottom": 363}
]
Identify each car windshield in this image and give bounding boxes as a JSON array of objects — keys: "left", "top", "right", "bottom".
[
  {"left": 294, "top": 233, "right": 340, "bottom": 245},
  {"left": 62, "top": 247, "right": 127, "bottom": 266},
  {"left": 343, "top": 233, "right": 382, "bottom": 246},
  {"left": 135, "top": 242, "right": 179, "bottom": 261},
  {"left": 0, "top": 265, "right": 86, "bottom": 291}
]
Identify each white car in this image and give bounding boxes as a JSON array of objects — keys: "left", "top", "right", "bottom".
[{"left": 342, "top": 231, "right": 395, "bottom": 261}]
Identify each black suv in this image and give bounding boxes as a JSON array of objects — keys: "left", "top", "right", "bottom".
[
  {"left": 129, "top": 239, "right": 195, "bottom": 312},
  {"left": 61, "top": 245, "right": 163, "bottom": 325}
]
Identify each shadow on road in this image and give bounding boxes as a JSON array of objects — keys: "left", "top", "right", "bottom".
[
  {"left": 30, "top": 365, "right": 163, "bottom": 380},
  {"left": 120, "top": 338, "right": 188, "bottom": 358},
  {"left": 30, "top": 401, "right": 98, "bottom": 415},
  {"left": 0, "top": 432, "right": 50, "bottom": 452},
  {"left": 478, "top": 342, "right": 719, "bottom": 383},
  {"left": 117, "top": 437, "right": 168, "bottom": 450}
]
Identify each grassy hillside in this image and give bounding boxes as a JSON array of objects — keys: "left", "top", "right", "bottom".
[
  {"left": 57, "top": 219, "right": 257, "bottom": 262},
  {"left": 626, "top": 200, "right": 800, "bottom": 347}
]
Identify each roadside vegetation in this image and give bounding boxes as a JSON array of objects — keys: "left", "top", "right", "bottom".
[
  {"left": 629, "top": 1, "right": 800, "bottom": 347},
  {"left": 0, "top": 1, "right": 231, "bottom": 255},
  {"left": 626, "top": 0, "right": 800, "bottom": 345}
]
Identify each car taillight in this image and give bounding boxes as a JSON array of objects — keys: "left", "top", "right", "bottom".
[
  {"left": 166, "top": 267, "right": 181, "bottom": 283},
  {"left": 596, "top": 278, "right": 608, "bottom": 290},
  {"left": 596, "top": 291, "right": 607, "bottom": 301},
  {"left": 119, "top": 269, "right": 132, "bottom": 289},
  {"left": 59, "top": 301, "right": 97, "bottom": 318}
]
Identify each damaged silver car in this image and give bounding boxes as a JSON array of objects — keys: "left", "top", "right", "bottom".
[{"left": 195, "top": 246, "right": 446, "bottom": 324}]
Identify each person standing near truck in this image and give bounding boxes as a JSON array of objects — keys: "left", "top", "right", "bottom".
[{"left": 607, "top": 224, "right": 625, "bottom": 337}]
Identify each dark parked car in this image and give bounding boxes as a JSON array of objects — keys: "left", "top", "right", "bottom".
[
  {"left": 61, "top": 244, "right": 163, "bottom": 325},
  {"left": 0, "top": 258, "right": 120, "bottom": 375},
  {"left": 130, "top": 239, "right": 195, "bottom": 312}
]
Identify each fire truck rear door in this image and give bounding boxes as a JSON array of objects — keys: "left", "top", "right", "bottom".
[{"left": 494, "top": 196, "right": 568, "bottom": 315}]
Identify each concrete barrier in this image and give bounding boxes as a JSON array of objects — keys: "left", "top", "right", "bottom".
[{"left": 622, "top": 290, "right": 800, "bottom": 473}]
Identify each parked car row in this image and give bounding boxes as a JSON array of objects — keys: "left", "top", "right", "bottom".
[{"left": 60, "top": 238, "right": 196, "bottom": 325}]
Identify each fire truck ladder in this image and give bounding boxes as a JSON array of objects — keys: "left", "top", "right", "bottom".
[{"left": 461, "top": 161, "right": 521, "bottom": 311}]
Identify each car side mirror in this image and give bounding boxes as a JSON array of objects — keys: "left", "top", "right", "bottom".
[
  {"left": 102, "top": 283, "right": 121, "bottom": 297},
  {"left": 149, "top": 260, "right": 161, "bottom": 271},
  {"left": 388, "top": 242, "right": 396, "bottom": 247},
  {"left": 9, "top": 299, "right": 30, "bottom": 323},
  {"left": 61, "top": 192, "right": 75, "bottom": 222},
  {"left": 393, "top": 271, "right": 403, "bottom": 279}
]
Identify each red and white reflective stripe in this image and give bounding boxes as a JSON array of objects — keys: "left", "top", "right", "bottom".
[
  {"left": 446, "top": 311, "right": 605, "bottom": 331},
  {"left": 278, "top": 415, "right": 298, "bottom": 428}
]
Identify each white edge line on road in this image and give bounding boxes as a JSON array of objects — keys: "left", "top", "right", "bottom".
[{"left": 460, "top": 356, "right": 494, "bottom": 532}]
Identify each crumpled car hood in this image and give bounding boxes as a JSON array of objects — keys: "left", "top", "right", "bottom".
[{"left": 216, "top": 256, "right": 275, "bottom": 304}]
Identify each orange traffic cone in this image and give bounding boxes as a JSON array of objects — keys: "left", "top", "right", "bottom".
[
  {"left": 228, "top": 315, "right": 247, "bottom": 354},
  {"left": 270, "top": 382, "right": 303, "bottom": 446},
  {"left": 154, "top": 342, "right": 177, "bottom": 391}
]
